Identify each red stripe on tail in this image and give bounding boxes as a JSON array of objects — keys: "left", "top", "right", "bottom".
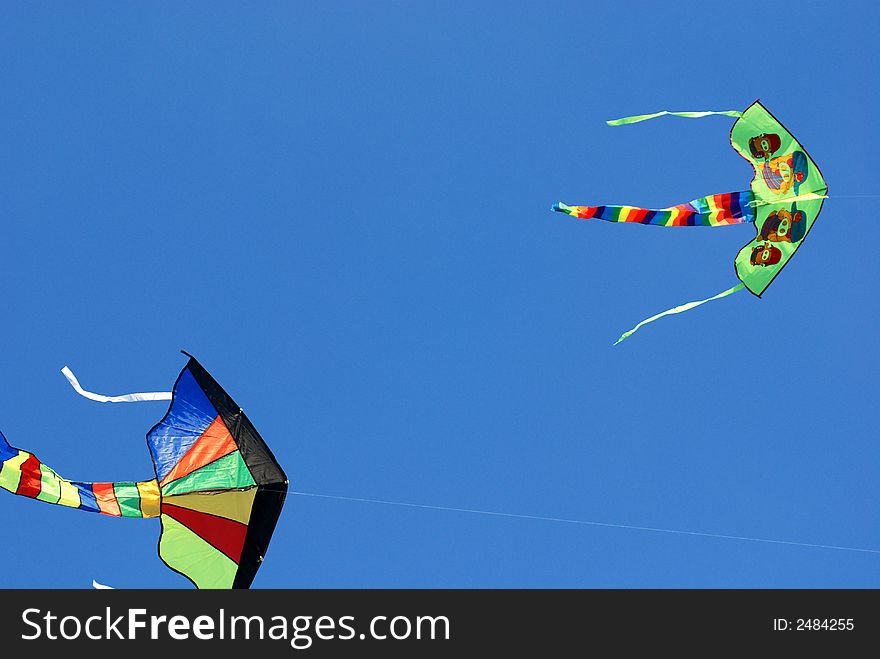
[{"left": 15, "top": 454, "right": 42, "bottom": 498}]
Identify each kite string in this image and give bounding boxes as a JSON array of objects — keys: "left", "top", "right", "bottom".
[
  {"left": 826, "top": 194, "right": 880, "bottom": 198},
  {"left": 291, "top": 491, "right": 880, "bottom": 556}
]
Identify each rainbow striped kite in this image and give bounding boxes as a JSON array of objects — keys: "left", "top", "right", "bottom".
[
  {"left": 553, "top": 100, "right": 827, "bottom": 344},
  {"left": 0, "top": 353, "right": 288, "bottom": 589}
]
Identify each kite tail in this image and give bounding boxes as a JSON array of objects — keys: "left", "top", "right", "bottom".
[
  {"left": 553, "top": 191, "right": 755, "bottom": 227},
  {"left": 606, "top": 109, "right": 742, "bottom": 126},
  {"left": 61, "top": 366, "right": 172, "bottom": 403},
  {"left": 613, "top": 283, "right": 745, "bottom": 345},
  {"left": 0, "top": 431, "right": 160, "bottom": 518}
]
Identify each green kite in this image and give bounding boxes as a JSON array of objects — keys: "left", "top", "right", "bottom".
[{"left": 553, "top": 100, "right": 827, "bottom": 344}]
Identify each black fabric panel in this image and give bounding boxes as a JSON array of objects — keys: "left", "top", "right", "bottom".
[
  {"left": 183, "top": 354, "right": 287, "bottom": 486},
  {"left": 233, "top": 487, "right": 288, "bottom": 589},
  {"left": 179, "top": 353, "right": 289, "bottom": 589}
]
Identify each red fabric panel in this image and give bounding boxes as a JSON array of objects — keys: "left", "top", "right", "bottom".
[
  {"left": 162, "top": 503, "right": 248, "bottom": 564},
  {"left": 15, "top": 454, "right": 42, "bottom": 498}
]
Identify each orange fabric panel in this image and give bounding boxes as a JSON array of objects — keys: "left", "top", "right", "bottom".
[
  {"left": 159, "top": 416, "right": 237, "bottom": 487},
  {"left": 92, "top": 482, "right": 121, "bottom": 516}
]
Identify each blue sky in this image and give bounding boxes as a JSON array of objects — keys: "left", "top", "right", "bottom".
[{"left": 1, "top": 1, "right": 878, "bottom": 588}]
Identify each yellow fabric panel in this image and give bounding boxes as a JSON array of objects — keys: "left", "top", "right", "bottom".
[
  {"left": 137, "top": 479, "right": 161, "bottom": 518},
  {"left": 163, "top": 487, "right": 257, "bottom": 525},
  {"left": 0, "top": 451, "right": 29, "bottom": 493},
  {"left": 57, "top": 479, "right": 81, "bottom": 508}
]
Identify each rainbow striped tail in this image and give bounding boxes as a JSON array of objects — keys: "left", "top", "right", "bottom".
[
  {"left": 553, "top": 191, "right": 756, "bottom": 227},
  {"left": 0, "top": 431, "right": 160, "bottom": 519}
]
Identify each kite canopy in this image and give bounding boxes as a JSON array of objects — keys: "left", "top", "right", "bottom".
[
  {"left": 729, "top": 101, "right": 827, "bottom": 297},
  {"left": 150, "top": 354, "right": 288, "bottom": 589}
]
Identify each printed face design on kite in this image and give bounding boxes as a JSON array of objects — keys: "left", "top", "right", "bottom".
[
  {"left": 748, "top": 133, "right": 781, "bottom": 160},
  {"left": 758, "top": 205, "right": 807, "bottom": 243},
  {"left": 749, "top": 242, "right": 783, "bottom": 267},
  {"left": 760, "top": 151, "right": 809, "bottom": 195}
]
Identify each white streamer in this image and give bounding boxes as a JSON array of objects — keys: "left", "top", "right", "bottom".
[{"left": 61, "top": 366, "right": 172, "bottom": 403}]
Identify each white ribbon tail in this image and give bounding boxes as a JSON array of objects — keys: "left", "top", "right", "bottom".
[
  {"left": 606, "top": 109, "right": 743, "bottom": 126},
  {"left": 61, "top": 366, "right": 172, "bottom": 403},
  {"left": 613, "top": 283, "right": 745, "bottom": 345},
  {"left": 92, "top": 579, "right": 115, "bottom": 589}
]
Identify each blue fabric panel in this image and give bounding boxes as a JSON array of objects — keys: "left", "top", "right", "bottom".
[
  {"left": 0, "top": 432, "right": 17, "bottom": 463},
  {"left": 147, "top": 368, "right": 218, "bottom": 481},
  {"left": 73, "top": 482, "right": 101, "bottom": 513}
]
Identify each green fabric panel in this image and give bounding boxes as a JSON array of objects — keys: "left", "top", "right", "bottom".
[
  {"left": 159, "top": 514, "right": 238, "bottom": 589},
  {"left": 113, "top": 481, "right": 143, "bottom": 518},
  {"left": 36, "top": 465, "right": 62, "bottom": 504},
  {"left": 161, "top": 451, "right": 255, "bottom": 497},
  {"left": 607, "top": 109, "right": 742, "bottom": 126},
  {"left": 729, "top": 102, "right": 828, "bottom": 297}
]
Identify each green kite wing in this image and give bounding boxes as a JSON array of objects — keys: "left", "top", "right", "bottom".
[{"left": 730, "top": 101, "right": 828, "bottom": 297}]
